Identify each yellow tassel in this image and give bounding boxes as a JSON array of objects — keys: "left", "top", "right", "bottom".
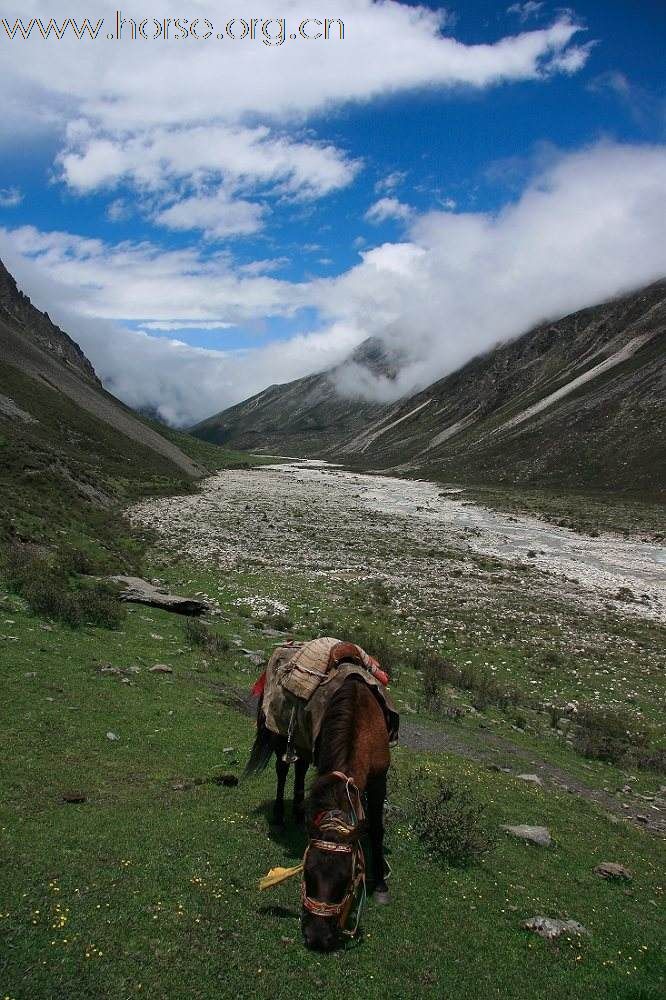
[{"left": 258, "top": 863, "right": 304, "bottom": 890}]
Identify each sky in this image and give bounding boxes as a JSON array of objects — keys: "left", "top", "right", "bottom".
[{"left": 1, "top": 0, "right": 665, "bottom": 425}]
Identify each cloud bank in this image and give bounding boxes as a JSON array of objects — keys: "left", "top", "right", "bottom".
[{"left": 3, "top": 143, "right": 666, "bottom": 425}]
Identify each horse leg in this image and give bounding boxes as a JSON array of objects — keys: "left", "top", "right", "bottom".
[
  {"left": 366, "top": 772, "right": 389, "bottom": 903},
  {"left": 292, "top": 757, "right": 308, "bottom": 825},
  {"left": 273, "top": 754, "right": 289, "bottom": 827}
]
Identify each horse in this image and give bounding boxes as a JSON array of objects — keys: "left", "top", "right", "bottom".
[{"left": 244, "top": 674, "right": 391, "bottom": 950}]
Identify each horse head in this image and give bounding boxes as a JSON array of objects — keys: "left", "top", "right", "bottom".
[{"left": 301, "top": 772, "right": 367, "bottom": 951}]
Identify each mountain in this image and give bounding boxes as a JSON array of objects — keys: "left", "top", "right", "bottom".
[
  {"left": 0, "top": 259, "right": 210, "bottom": 548},
  {"left": 191, "top": 336, "right": 396, "bottom": 456},
  {"left": 192, "top": 281, "right": 666, "bottom": 493},
  {"left": 0, "top": 259, "right": 200, "bottom": 478}
]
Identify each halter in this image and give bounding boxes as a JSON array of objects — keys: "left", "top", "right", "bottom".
[{"left": 301, "top": 771, "right": 367, "bottom": 937}]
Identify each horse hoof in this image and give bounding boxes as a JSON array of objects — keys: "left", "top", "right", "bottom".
[{"left": 373, "top": 890, "right": 390, "bottom": 905}]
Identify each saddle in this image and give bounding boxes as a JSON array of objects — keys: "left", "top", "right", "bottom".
[{"left": 259, "top": 636, "right": 399, "bottom": 758}]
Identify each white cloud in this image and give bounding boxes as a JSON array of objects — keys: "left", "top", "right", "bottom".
[
  {"left": 364, "top": 197, "right": 414, "bottom": 224},
  {"left": 139, "top": 321, "right": 235, "bottom": 332},
  {"left": 0, "top": 225, "right": 307, "bottom": 323},
  {"left": 5, "top": 143, "right": 664, "bottom": 426},
  {"left": 0, "top": 2, "right": 591, "bottom": 236},
  {"left": 0, "top": 3, "right": 589, "bottom": 132},
  {"left": 319, "top": 143, "right": 666, "bottom": 399},
  {"left": 155, "top": 189, "right": 266, "bottom": 240},
  {"left": 0, "top": 186, "right": 23, "bottom": 207},
  {"left": 507, "top": 2, "right": 545, "bottom": 23},
  {"left": 375, "top": 170, "right": 407, "bottom": 194},
  {"left": 59, "top": 123, "right": 360, "bottom": 200}
]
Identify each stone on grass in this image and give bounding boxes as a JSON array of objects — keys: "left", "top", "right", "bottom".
[
  {"left": 594, "top": 862, "right": 632, "bottom": 881},
  {"left": 106, "top": 731, "right": 120, "bottom": 741},
  {"left": 523, "top": 916, "right": 588, "bottom": 940},
  {"left": 62, "top": 791, "right": 87, "bottom": 804},
  {"left": 149, "top": 664, "right": 173, "bottom": 675},
  {"left": 107, "top": 576, "right": 209, "bottom": 615},
  {"left": 517, "top": 773, "right": 543, "bottom": 786},
  {"left": 501, "top": 824, "right": 552, "bottom": 847},
  {"left": 212, "top": 773, "right": 239, "bottom": 787}
]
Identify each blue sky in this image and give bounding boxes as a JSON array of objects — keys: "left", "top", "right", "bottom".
[{"left": 1, "top": 1, "right": 665, "bottom": 422}]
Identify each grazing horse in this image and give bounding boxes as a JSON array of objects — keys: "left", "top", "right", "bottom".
[{"left": 245, "top": 675, "right": 391, "bottom": 950}]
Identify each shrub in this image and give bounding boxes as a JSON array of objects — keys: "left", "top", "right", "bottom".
[
  {"left": 573, "top": 704, "right": 650, "bottom": 766},
  {"left": 184, "top": 617, "right": 230, "bottom": 654},
  {"left": 0, "top": 542, "right": 125, "bottom": 628},
  {"left": 418, "top": 651, "right": 520, "bottom": 713},
  {"left": 409, "top": 768, "right": 494, "bottom": 866},
  {"left": 264, "top": 611, "right": 294, "bottom": 631}
]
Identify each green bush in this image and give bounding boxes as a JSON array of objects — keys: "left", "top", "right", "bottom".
[
  {"left": 184, "top": 617, "right": 230, "bottom": 654},
  {"left": 573, "top": 704, "right": 650, "bottom": 766},
  {"left": 0, "top": 542, "right": 125, "bottom": 629},
  {"left": 419, "top": 651, "right": 520, "bottom": 712},
  {"left": 409, "top": 768, "right": 494, "bottom": 866}
]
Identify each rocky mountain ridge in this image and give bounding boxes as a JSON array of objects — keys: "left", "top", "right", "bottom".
[{"left": 192, "top": 280, "right": 666, "bottom": 493}]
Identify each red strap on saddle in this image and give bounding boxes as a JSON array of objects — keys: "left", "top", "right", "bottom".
[
  {"left": 251, "top": 670, "right": 267, "bottom": 697},
  {"left": 329, "top": 643, "right": 390, "bottom": 687}
]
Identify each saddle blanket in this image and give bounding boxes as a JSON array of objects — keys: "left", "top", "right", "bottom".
[{"left": 260, "top": 636, "right": 399, "bottom": 758}]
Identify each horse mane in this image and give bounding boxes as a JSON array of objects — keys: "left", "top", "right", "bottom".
[{"left": 308, "top": 676, "right": 365, "bottom": 816}]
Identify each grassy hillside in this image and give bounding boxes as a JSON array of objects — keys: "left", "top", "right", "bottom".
[
  {"left": 1, "top": 565, "right": 664, "bottom": 1000},
  {"left": 0, "top": 360, "right": 258, "bottom": 570}
]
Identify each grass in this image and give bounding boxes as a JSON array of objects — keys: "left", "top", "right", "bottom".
[
  {"left": 1, "top": 542, "right": 126, "bottom": 629},
  {"left": 1, "top": 593, "right": 665, "bottom": 1000},
  {"left": 457, "top": 485, "right": 666, "bottom": 541},
  {"left": 1, "top": 400, "right": 664, "bottom": 998}
]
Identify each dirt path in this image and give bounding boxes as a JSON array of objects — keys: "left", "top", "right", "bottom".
[
  {"left": 218, "top": 682, "right": 664, "bottom": 837},
  {"left": 399, "top": 719, "right": 666, "bottom": 837}
]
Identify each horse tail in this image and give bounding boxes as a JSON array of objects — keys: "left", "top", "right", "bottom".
[{"left": 243, "top": 699, "right": 274, "bottom": 778}]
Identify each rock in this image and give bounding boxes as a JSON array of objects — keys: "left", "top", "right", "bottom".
[
  {"left": 24, "top": 671, "right": 37, "bottom": 678},
  {"left": 501, "top": 824, "right": 552, "bottom": 847},
  {"left": 171, "top": 781, "right": 193, "bottom": 791},
  {"left": 488, "top": 764, "right": 512, "bottom": 773},
  {"left": 594, "top": 862, "right": 632, "bottom": 881},
  {"left": 98, "top": 665, "right": 121, "bottom": 676},
  {"left": 121, "top": 677, "right": 132, "bottom": 685},
  {"left": 523, "top": 916, "right": 588, "bottom": 940},
  {"left": 149, "top": 664, "right": 173, "bottom": 674},
  {"left": 106, "top": 731, "right": 120, "bottom": 741},
  {"left": 62, "top": 791, "right": 87, "bottom": 804},
  {"left": 212, "top": 773, "right": 239, "bottom": 787},
  {"left": 107, "top": 576, "right": 209, "bottom": 616},
  {"left": 517, "top": 773, "right": 543, "bottom": 786},
  {"left": 635, "top": 815, "right": 649, "bottom": 824}
]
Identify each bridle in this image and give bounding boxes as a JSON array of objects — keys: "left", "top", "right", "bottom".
[{"left": 301, "top": 770, "right": 366, "bottom": 937}]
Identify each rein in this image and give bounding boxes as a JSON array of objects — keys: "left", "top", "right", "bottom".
[{"left": 301, "top": 770, "right": 367, "bottom": 937}]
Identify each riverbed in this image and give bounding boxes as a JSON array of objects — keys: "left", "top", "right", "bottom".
[{"left": 130, "top": 460, "right": 665, "bottom": 625}]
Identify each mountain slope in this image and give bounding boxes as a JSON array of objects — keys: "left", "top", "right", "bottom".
[
  {"left": 0, "top": 259, "right": 220, "bottom": 551},
  {"left": 0, "top": 260, "right": 201, "bottom": 478},
  {"left": 192, "top": 281, "right": 666, "bottom": 493},
  {"left": 192, "top": 336, "right": 394, "bottom": 455}
]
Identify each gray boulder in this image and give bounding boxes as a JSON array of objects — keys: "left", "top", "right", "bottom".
[
  {"left": 523, "top": 916, "right": 588, "bottom": 939},
  {"left": 501, "top": 824, "right": 552, "bottom": 847},
  {"left": 108, "top": 576, "right": 209, "bottom": 615}
]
